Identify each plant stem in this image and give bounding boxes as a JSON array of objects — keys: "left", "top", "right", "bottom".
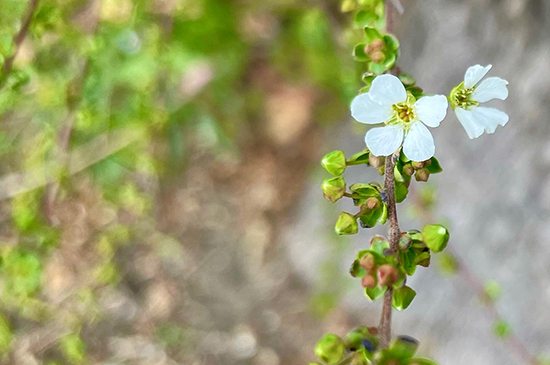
[{"left": 379, "top": 151, "right": 401, "bottom": 348}]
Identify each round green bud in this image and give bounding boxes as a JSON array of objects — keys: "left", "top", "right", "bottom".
[
  {"left": 422, "top": 224, "right": 449, "bottom": 252},
  {"left": 322, "top": 176, "right": 346, "bottom": 203},
  {"left": 335, "top": 212, "right": 358, "bottom": 235},
  {"left": 321, "top": 150, "right": 347, "bottom": 176},
  {"left": 314, "top": 334, "right": 346, "bottom": 364}
]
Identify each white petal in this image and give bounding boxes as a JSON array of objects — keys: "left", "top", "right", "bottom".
[
  {"left": 365, "top": 125, "right": 404, "bottom": 157},
  {"left": 472, "top": 77, "right": 509, "bottom": 103},
  {"left": 415, "top": 95, "right": 448, "bottom": 128},
  {"left": 464, "top": 64, "right": 492, "bottom": 88},
  {"left": 402, "top": 122, "right": 435, "bottom": 161},
  {"left": 368, "top": 74, "right": 407, "bottom": 105},
  {"left": 455, "top": 108, "right": 484, "bottom": 139},
  {"left": 469, "top": 107, "right": 509, "bottom": 134},
  {"left": 351, "top": 93, "right": 392, "bottom": 124}
]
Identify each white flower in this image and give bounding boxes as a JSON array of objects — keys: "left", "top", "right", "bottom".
[
  {"left": 451, "top": 64, "right": 509, "bottom": 139},
  {"left": 351, "top": 74, "right": 448, "bottom": 161}
]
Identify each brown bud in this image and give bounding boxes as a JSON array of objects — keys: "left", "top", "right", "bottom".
[
  {"left": 371, "top": 38, "right": 385, "bottom": 51},
  {"left": 365, "top": 197, "right": 379, "bottom": 210},
  {"left": 367, "top": 327, "right": 378, "bottom": 335},
  {"left": 360, "top": 253, "right": 376, "bottom": 271},
  {"left": 415, "top": 168, "right": 430, "bottom": 182},
  {"left": 402, "top": 163, "right": 414, "bottom": 176},
  {"left": 361, "top": 275, "right": 377, "bottom": 289},
  {"left": 369, "top": 153, "right": 385, "bottom": 168},
  {"left": 377, "top": 264, "right": 399, "bottom": 287},
  {"left": 370, "top": 51, "right": 385, "bottom": 64},
  {"left": 411, "top": 161, "right": 425, "bottom": 169}
]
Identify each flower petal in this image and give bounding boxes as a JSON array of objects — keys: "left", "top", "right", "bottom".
[
  {"left": 455, "top": 108, "right": 484, "bottom": 139},
  {"left": 365, "top": 125, "right": 404, "bottom": 157},
  {"left": 351, "top": 93, "right": 392, "bottom": 124},
  {"left": 368, "top": 74, "right": 407, "bottom": 105},
  {"left": 472, "top": 77, "right": 509, "bottom": 103},
  {"left": 415, "top": 95, "right": 448, "bottom": 128},
  {"left": 469, "top": 107, "right": 509, "bottom": 134},
  {"left": 464, "top": 64, "right": 492, "bottom": 89},
  {"left": 402, "top": 122, "right": 435, "bottom": 161}
]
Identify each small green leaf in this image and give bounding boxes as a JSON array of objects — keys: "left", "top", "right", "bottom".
[
  {"left": 383, "top": 34, "right": 400, "bottom": 51},
  {"left": 365, "top": 286, "right": 387, "bottom": 301},
  {"left": 350, "top": 260, "right": 366, "bottom": 278},
  {"left": 347, "top": 149, "right": 370, "bottom": 165},
  {"left": 422, "top": 224, "right": 449, "bottom": 252},
  {"left": 493, "top": 320, "right": 512, "bottom": 339},
  {"left": 370, "top": 235, "right": 390, "bottom": 255},
  {"left": 354, "top": 10, "right": 379, "bottom": 28},
  {"left": 395, "top": 181, "right": 409, "bottom": 203},
  {"left": 363, "top": 27, "right": 383, "bottom": 43},
  {"left": 392, "top": 285, "right": 416, "bottom": 311},
  {"left": 354, "top": 43, "right": 370, "bottom": 62},
  {"left": 426, "top": 157, "right": 443, "bottom": 174},
  {"left": 350, "top": 183, "right": 380, "bottom": 198}
]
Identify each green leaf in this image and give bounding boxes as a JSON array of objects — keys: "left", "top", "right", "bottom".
[
  {"left": 493, "top": 321, "right": 512, "bottom": 340},
  {"left": 383, "top": 34, "right": 400, "bottom": 51},
  {"left": 365, "top": 286, "right": 387, "bottom": 301},
  {"left": 358, "top": 206, "right": 385, "bottom": 228},
  {"left": 395, "top": 181, "right": 409, "bottom": 203},
  {"left": 370, "top": 235, "right": 390, "bottom": 255},
  {"left": 426, "top": 157, "right": 443, "bottom": 173},
  {"left": 350, "top": 183, "right": 381, "bottom": 198},
  {"left": 350, "top": 260, "right": 366, "bottom": 278},
  {"left": 354, "top": 10, "right": 379, "bottom": 28},
  {"left": 422, "top": 224, "right": 450, "bottom": 252},
  {"left": 353, "top": 43, "right": 370, "bottom": 62},
  {"left": 363, "top": 27, "right": 383, "bottom": 43},
  {"left": 392, "top": 286, "right": 416, "bottom": 311},
  {"left": 400, "top": 250, "right": 417, "bottom": 276},
  {"left": 347, "top": 149, "right": 370, "bottom": 165}
]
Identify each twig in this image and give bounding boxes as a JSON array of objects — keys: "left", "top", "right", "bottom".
[
  {"left": 0, "top": 0, "right": 40, "bottom": 90},
  {"left": 379, "top": 151, "right": 401, "bottom": 348}
]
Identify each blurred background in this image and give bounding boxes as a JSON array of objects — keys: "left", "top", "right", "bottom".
[{"left": 0, "top": 0, "right": 548, "bottom": 364}]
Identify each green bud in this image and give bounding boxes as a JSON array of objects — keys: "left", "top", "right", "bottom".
[
  {"left": 369, "top": 153, "right": 385, "bottom": 168},
  {"left": 392, "top": 285, "right": 416, "bottom": 311},
  {"left": 398, "top": 233, "right": 412, "bottom": 251},
  {"left": 422, "top": 224, "right": 449, "bottom": 252},
  {"left": 390, "top": 336, "right": 419, "bottom": 358},
  {"left": 414, "top": 168, "right": 430, "bottom": 182},
  {"left": 335, "top": 212, "right": 358, "bottom": 235},
  {"left": 321, "top": 150, "right": 347, "bottom": 176},
  {"left": 322, "top": 176, "right": 346, "bottom": 203},
  {"left": 493, "top": 320, "right": 512, "bottom": 339},
  {"left": 377, "top": 264, "right": 399, "bottom": 287},
  {"left": 315, "top": 334, "right": 346, "bottom": 364}
]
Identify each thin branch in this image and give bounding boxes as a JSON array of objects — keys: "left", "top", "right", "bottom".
[
  {"left": 0, "top": 0, "right": 40, "bottom": 90},
  {"left": 379, "top": 151, "right": 401, "bottom": 348}
]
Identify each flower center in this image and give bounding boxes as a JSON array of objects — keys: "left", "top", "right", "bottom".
[
  {"left": 450, "top": 82, "right": 480, "bottom": 110},
  {"left": 386, "top": 93, "right": 417, "bottom": 131}
]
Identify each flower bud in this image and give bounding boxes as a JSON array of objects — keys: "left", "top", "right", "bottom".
[
  {"left": 422, "top": 224, "right": 449, "bottom": 252},
  {"left": 377, "top": 264, "right": 399, "bottom": 287},
  {"left": 411, "top": 161, "right": 425, "bottom": 169},
  {"left": 414, "top": 168, "right": 430, "bottom": 182},
  {"left": 371, "top": 38, "right": 385, "bottom": 51},
  {"left": 402, "top": 163, "right": 414, "bottom": 176},
  {"left": 361, "top": 274, "right": 377, "bottom": 289},
  {"left": 335, "top": 212, "right": 358, "bottom": 235},
  {"left": 365, "top": 197, "right": 379, "bottom": 210},
  {"left": 369, "top": 153, "right": 385, "bottom": 168},
  {"left": 398, "top": 233, "right": 412, "bottom": 251},
  {"left": 322, "top": 176, "right": 346, "bottom": 203},
  {"left": 370, "top": 51, "right": 385, "bottom": 64},
  {"left": 321, "top": 150, "right": 346, "bottom": 176},
  {"left": 360, "top": 252, "right": 376, "bottom": 271},
  {"left": 314, "top": 334, "right": 346, "bottom": 364}
]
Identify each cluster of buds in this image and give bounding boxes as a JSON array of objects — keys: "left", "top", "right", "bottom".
[
  {"left": 353, "top": 26, "right": 400, "bottom": 74},
  {"left": 310, "top": 327, "right": 438, "bottom": 365}
]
